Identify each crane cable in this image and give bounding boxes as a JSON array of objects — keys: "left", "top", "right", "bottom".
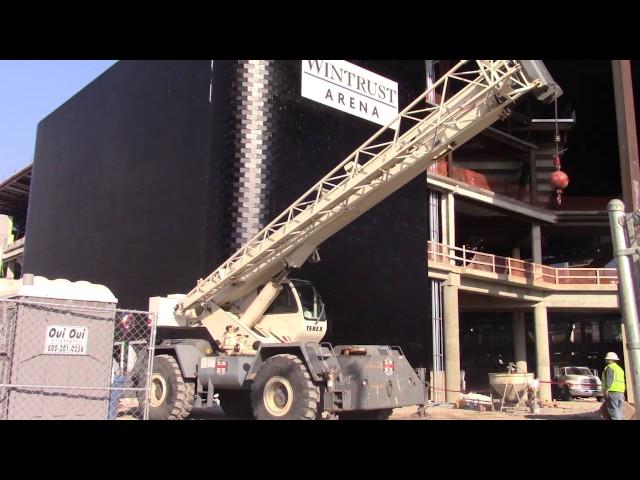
[
  {"left": 551, "top": 92, "right": 565, "bottom": 207},
  {"left": 553, "top": 94, "right": 561, "bottom": 170}
]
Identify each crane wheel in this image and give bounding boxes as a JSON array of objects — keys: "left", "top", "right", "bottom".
[
  {"left": 144, "top": 354, "right": 195, "bottom": 420},
  {"left": 337, "top": 409, "right": 393, "bottom": 420},
  {"left": 218, "top": 390, "right": 254, "bottom": 418},
  {"left": 250, "top": 354, "right": 319, "bottom": 420}
]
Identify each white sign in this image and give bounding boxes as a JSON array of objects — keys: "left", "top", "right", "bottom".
[
  {"left": 301, "top": 60, "right": 399, "bottom": 129},
  {"left": 44, "top": 325, "right": 89, "bottom": 355}
]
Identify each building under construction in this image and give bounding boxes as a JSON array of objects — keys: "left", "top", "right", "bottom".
[{"left": 2, "top": 60, "right": 636, "bottom": 403}]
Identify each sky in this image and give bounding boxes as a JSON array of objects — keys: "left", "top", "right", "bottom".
[{"left": 0, "top": 60, "right": 117, "bottom": 181}]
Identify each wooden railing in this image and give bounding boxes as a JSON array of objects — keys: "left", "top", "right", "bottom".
[{"left": 427, "top": 240, "right": 618, "bottom": 286}]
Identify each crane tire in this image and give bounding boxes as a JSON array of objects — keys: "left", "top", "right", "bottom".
[
  {"left": 145, "top": 354, "right": 195, "bottom": 420},
  {"left": 218, "top": 390, "right": 254, "bottom": 418},
  {"left": 337, "top": 409, "right": 393, "bottom": 420},
  {"left": 250, "top": 354, "right": 319, "bottom": 420}
]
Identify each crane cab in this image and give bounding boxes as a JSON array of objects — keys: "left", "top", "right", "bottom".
[{"left": 255, "top": 279, "right": 327, "bottom": 343}]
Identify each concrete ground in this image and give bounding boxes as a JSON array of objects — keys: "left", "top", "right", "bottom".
[{"left": 117, "top": 397, "right": 605, "bottom": 420}]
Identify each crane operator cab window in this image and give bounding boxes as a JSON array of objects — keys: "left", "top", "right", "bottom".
[
  {"left": 263, "top": 280, "right": 327, "bottom": 323},
  {"left": 291, "top": 280, "right": 326, "bottom": 323},
  {"left": 265, "top": 283, "right": 299, "bottom": 314}
]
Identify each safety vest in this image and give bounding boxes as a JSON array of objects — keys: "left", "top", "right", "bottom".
[{"left": 601, "top": 363, "right": 626, "bottom": 393}]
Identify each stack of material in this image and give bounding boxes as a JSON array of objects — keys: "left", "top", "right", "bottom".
[{"left": 461, "top": 393, "right": 493, "bottom": 411}]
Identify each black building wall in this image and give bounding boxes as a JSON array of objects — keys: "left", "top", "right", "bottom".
[
  {"left": 25, "top": 60, "right": 227, "bottom": 309},
  {"left": 25, "top": 60, "right": 431, "bottom": 365},
  {"left": 257, "top": 61, "right": 431, "bottom": 364}
]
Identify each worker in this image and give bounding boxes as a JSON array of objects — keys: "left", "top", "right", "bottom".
[{"left": 601, "top": 352, "right": 626, "bottom": 420}]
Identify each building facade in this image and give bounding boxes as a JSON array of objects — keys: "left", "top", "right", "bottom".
[
  {"left": 23, "top": 60, "right": 431, "bottom": 364},
  {"left": 427, "top": 63, "right": 623, "bottom": 400},
  {"left": 14, "top": 60, "right": 627, "bottom": 401}
]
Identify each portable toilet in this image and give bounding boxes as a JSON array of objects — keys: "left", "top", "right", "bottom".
[{"left": 0, "top": 274, "right": 117, "bottom": 419}]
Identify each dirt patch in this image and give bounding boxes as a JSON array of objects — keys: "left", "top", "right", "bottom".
[
  {"left": 117, "top": 397, "right": 608, "bottom": 420},
  {"left": 389, "top": 398, "right": 603, "bottom": 420}
]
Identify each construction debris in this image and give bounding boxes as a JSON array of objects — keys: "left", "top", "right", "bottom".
[{"left": 461, "top": 393, "right": 493, "bottom": 411}]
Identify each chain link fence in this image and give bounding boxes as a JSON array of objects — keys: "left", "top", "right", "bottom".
[{"left": 0, "top": 297, "right": 156, "bottom": 420}]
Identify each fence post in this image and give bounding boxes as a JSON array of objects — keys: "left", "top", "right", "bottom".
[
  {"left": 143, "top": 313, "right": 158, "bottom": 421},
  {"left": 608, "top": 199, "right": 640, "bottom": 419}
]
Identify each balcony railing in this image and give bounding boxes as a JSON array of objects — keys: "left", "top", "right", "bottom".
[{"left": 428, "top": 240, "right": 618, "bottom": 287}]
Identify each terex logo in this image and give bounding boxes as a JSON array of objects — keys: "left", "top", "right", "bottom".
[{"left": 306, "top": 325, "right": 324, "bottom": 332}]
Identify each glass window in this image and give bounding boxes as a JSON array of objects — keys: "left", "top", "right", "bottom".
[
  {"left": 494, "top": 324, "right": 511, "bottom": 347},
  {"left": 462, "top": 326, "right": 481, "bottom": 347},
  {"left": 569, "top": 323, "right": 582, "bottom": 344},
  {"left": 294, "top": 282, "right": 316, "bottom": 313},
  {"left": 583, "top": 321, "right": 600, "bottom": 344},
  {"left": 264, "top": 284, "right": 299, "bottom": 314},
  {"left": 601, "top": 320, "right": 623, "bottom": 343},
  {"left": 548, "top": 321, "right": 573, "bottom": 344}
]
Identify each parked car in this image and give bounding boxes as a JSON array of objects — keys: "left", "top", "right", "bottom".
[{"left": 552, "top": 366, "right": 603, "bottom": 401}]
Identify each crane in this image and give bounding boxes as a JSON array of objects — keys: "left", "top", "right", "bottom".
[{"left": 145, "top": 60, "right": 561, "bottom": 420}]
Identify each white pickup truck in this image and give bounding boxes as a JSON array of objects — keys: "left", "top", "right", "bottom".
[{"left": 552, "top": 366, "right": 604, "bottom": 401}]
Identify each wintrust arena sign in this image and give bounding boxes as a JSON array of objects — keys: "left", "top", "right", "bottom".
[{"left": 301, "top": 60, "right": 399, "bottom": 129}]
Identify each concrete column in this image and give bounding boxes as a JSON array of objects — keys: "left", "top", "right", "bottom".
[
  {"left": 612, "top": 60, "right": 640, "bottom": 212},
  {"left": 534, "top": 303, "right": 552, "bottom": 402},
  {"left": 531, "top": 224, "right": 542, "bottom": 264},
  {"left": 513, "top": 311, "right": 527, "bottom": 373},
  {"left": 6, "top": 261, "right": 14, "bottom": 280},
  {"left": 612, "top": 60, "right": 640, "bottom": 408},
  {"left": 443, "top": 273, "right": 461, "bottom": 403}
]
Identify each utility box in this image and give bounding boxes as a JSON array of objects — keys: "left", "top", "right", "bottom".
[{"left": 0, "top": 275, "right": 117, "bottom": 419}]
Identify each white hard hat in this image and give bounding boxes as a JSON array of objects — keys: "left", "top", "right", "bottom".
[{"left": 604, "top": 352, "right": 620, "bottom": 361}]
